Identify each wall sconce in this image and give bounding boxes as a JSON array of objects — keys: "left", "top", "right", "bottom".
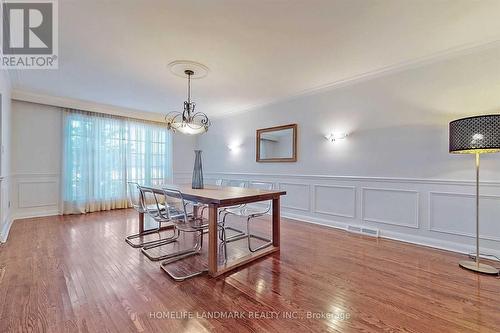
[
  {"left": 227, "top": 143, "right": 241, "bottom": 152},
  {"left": 325, "top": 132, "right": 347, "bottom": 142}
]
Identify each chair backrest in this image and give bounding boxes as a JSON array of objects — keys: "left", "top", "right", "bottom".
[
  {"left": 226, "top": 179, "right": 247, "bottom": 188},
  {"left": 249, "top": 181, "right": 273, "bottom": 191},
  {"left": 248, "top": 181, "right": 274, "bottom": 211},
  {"left": 162, "top": 188, "right": 189, "bottom": 223},
  {"left": 137, "top": 185, "right": 165, "bottom": 221},
  {"left": 127, "top": 181, "right": 142, "bottom": 212}
]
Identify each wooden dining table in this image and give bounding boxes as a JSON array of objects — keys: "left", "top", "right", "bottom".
[{"left": 138, "top": 184, "right": 286, "bottom": 277}]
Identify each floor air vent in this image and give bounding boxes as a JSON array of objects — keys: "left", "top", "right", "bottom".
[{"left": 346, "top": 225, "right": 379, "bottom": 238}]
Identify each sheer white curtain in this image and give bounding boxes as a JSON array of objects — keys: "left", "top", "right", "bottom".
[{"left": 61, "top": 109, "right": 172, "bottom": 214}]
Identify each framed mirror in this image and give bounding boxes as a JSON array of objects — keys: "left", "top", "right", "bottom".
[{"left": 256, "top": 124, "right": 297, "bottom": 162}]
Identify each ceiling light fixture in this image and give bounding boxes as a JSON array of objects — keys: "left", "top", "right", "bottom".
[{"left": 165, "top": 66, "right": 211, "bottom": 135}]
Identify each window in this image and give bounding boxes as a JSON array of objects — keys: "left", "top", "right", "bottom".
[{"left": 62, "top": 109, "right": 172, "bottom": 214}]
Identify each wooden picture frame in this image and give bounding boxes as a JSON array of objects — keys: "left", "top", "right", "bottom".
[{"left": 256, "top": 123, "right": 297, "bottom": 162}]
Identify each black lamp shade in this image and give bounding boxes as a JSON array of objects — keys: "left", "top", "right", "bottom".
[{"left": 449, "top": 115, "right": 500, "bottom": 154}]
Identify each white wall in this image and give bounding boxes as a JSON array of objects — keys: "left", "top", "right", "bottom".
[
  {"left": 10, "top": 100, "right": 196, "bottom": 221},
  {"left": 11, "top": 102, "right": 62, "bottom": 219},
  {"left": 197, "top": 45, "right": 500, "bottom": 256},
  {"left": 173, "top": 134, "right": 196, "bottom": 183},
  {"left": 0, "top": 70, "right": 12, "bottom": 242}
]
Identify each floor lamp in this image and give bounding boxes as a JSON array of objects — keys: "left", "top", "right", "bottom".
[{"left": 449, "top": 114, "right": 500, "bottom": 275}]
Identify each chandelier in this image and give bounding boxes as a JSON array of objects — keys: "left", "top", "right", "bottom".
[{"left": 165, "top": 69, "right": 211, "bottom": 135}]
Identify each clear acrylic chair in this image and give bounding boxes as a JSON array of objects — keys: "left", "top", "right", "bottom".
[
  {"left": 218, "top": 179, "right": 248, "bottom": 241},
  {"left": 138, "top": 186, "right": 182, "bottom": 260},
  {"left": 221, "top": 181, "right": 274, "bottom": 253},
  {"left": 158, "top": 188, "right": 213, "bottom": 281},
  {"left": 199, "top": 178, "right": 246, "bottom": 221},
  {"left": 125, "top": 182, "right": 174, "bottom": 248}
]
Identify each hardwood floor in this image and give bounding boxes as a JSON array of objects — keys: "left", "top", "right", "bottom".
[{"left": 0, "top": 209, "right": 499, "bottom": 333}]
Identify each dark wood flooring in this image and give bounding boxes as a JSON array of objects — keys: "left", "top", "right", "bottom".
[{"left": 0, "top": 209, "right": 499, "bottom": 332}]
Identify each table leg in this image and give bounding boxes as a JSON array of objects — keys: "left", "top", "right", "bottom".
[
  {"left": 138, "top": 212, "right": 145, "bottom": 234},
  {"left": 208, "top": 205, "right": 218, "bottom": 276},
  {"left": 272, "top": 197, "right": 280, "bottom": 247},
  {"left": 193, "top": 204, "right": 200, "bottom": 219}
]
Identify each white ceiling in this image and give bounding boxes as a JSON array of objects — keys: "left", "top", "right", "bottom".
[{"left": 9, "top": 0, "right": 500, "bottom": 117}]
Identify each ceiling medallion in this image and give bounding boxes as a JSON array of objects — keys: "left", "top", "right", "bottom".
[{"left": 165, "top": 61, "right": 211, "bottom": 135}]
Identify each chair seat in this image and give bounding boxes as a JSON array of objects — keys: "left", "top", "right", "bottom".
[
  {"left": 146, "top": 203, "right": 166, "bottom": 211},
  {"left": 171, "top": 216, "right": 209, "bottom": 232},
  {"left": 137, "top": 203, "right": 166, "bottom": 214}
]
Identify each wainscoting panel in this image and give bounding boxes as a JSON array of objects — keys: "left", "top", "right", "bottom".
[
  {"left": 361, "top": 188, "right": 419, "bottom": 228},
  {"left": 429, "top": 192, "right": 500, "bottom": 242},
  {"left": 11, "top": 173, "right": 61, "bottom": 220},
  {"left": 18, "top": 181, "right": 58, "bottom": 208},
  {"left": 314, "top": 185, "right": 356, "bottom": 218},
  {"left": 278, "top": 182, "right": 310, "bottom": 212}
]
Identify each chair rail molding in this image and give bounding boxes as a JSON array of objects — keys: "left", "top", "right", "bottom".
[
  {"left": 11, "top": 172, "right": 60, "bottom": 178},
  {"left": 201, "top": 171, "right": 500, "bottom": 187}
]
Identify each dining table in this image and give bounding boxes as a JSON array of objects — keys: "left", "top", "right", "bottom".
[{"left": 137, "top": 184, "right": 287, "bottom": 277}]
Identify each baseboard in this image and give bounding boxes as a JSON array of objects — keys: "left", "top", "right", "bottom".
[
  {"left": 380, "top": 230, "right": 500, "bottom": 259},
  {"left": 0, "top": 214, "right": 13, "bottom": 243},
  {"left": 282, "top": 211, "right": 349, "bottom": 232},
  {"left": 12, "top": 209, "right": 61, "bottom": 221},
  {"left": 281, "top": 211, "right": 500, "bottom": 259}
]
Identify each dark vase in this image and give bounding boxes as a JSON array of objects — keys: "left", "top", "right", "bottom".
[{"left": 192, "top": 150, "right": 204, "bottom": 189}]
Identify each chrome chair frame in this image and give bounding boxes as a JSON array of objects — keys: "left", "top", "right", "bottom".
[
  {"left": 138, "top": 186, "right": 182, "bottom": 260},
  {"left": 125, "top": 182, "right": 175, "bottom": 248},
  {"left": 157, "top": 188, "right": 215, "bottom": 281},
  {"left": 221, "top": 181, "right": 274, "bottom": 253}
]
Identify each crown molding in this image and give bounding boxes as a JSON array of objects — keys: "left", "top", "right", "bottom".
[
  {"left": 11, "top": 89, "right": 166, "bottom": 122},
  {"left": 214, "top": 38, "right": 500, "bottom": 118}
]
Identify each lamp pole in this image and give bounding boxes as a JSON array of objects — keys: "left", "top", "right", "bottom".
[
  {"left": 458, "top": 151, "right": 498, "bottom": 274},
  {"left": 450, "top": 114, "right": 500, "bottom": 275},
  {"left": 475, "top": 152, "right": 480, "bottom": 268}
]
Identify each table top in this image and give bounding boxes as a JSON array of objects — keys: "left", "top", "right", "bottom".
[{"left": 143, "top": 184, "right": 286, "bottom": 206}]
